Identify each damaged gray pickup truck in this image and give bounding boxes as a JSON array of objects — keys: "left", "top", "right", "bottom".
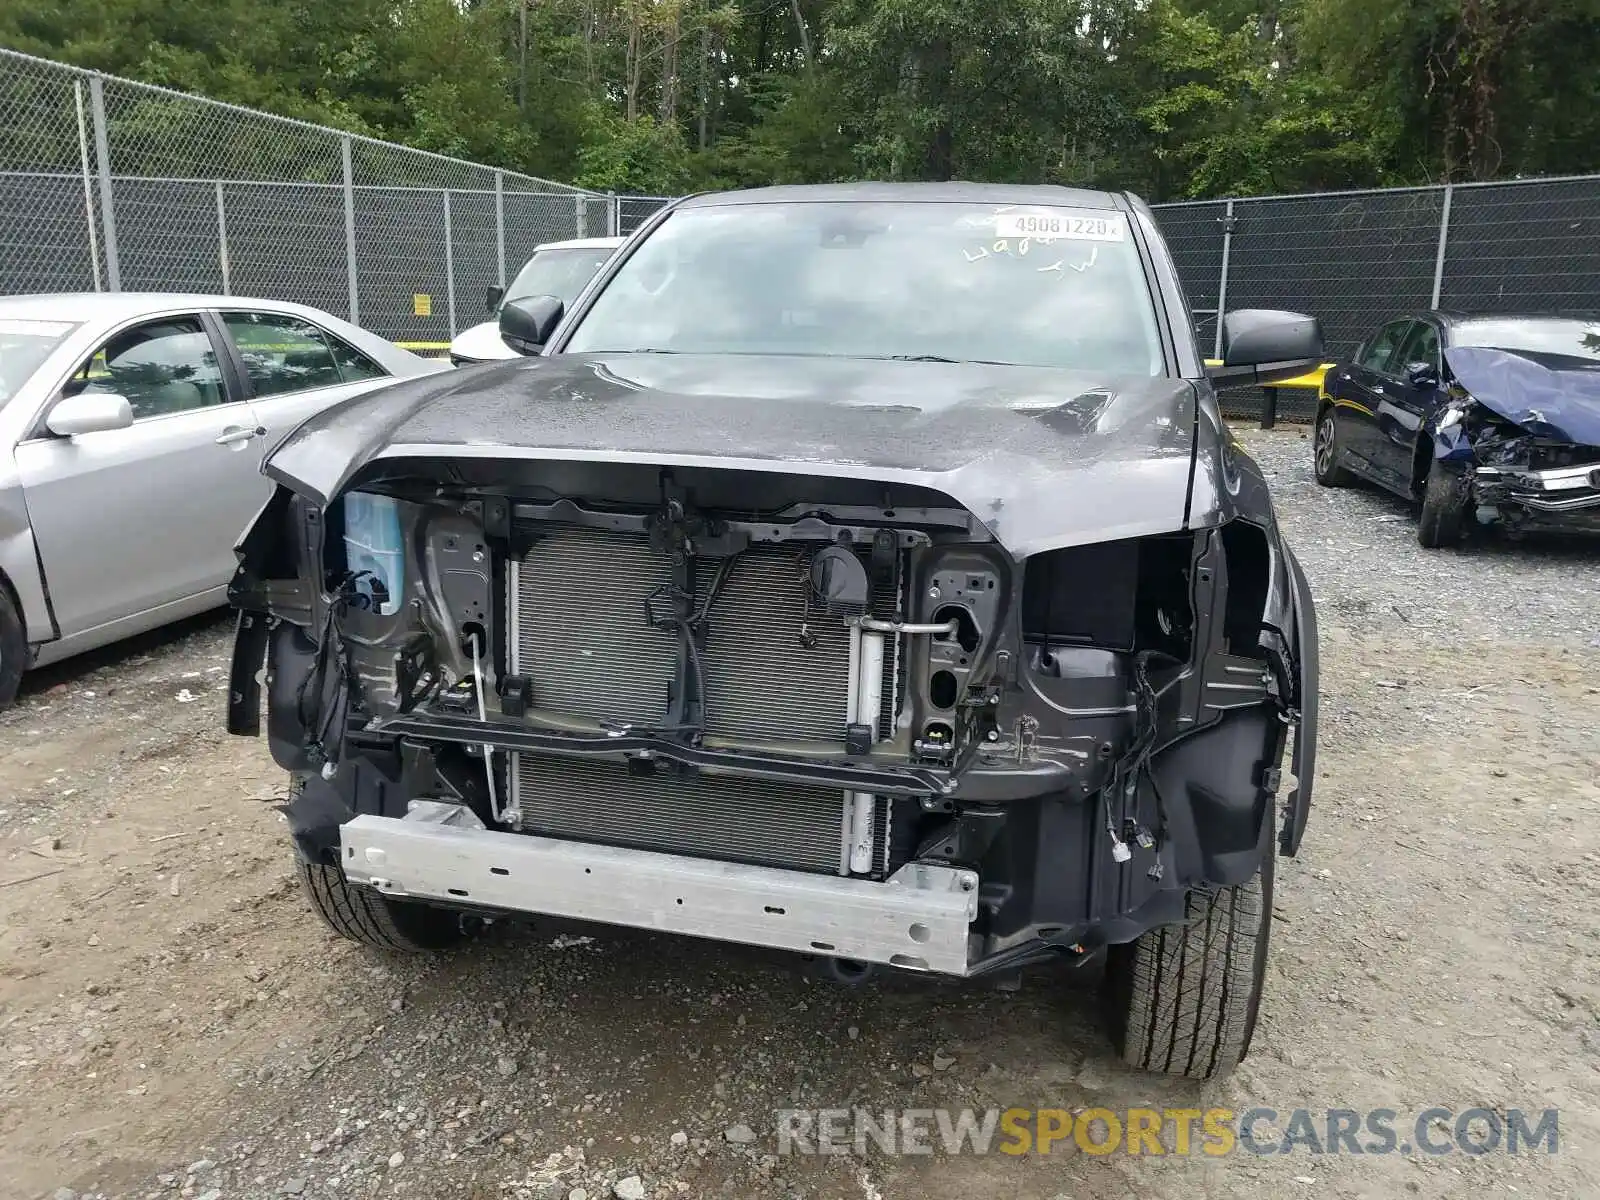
[{"left": 228, "top": 183, "right": 1321, "bottom": 1080}]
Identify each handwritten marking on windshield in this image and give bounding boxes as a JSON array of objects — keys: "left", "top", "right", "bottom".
[
  {"left": 965, "top": 239, "right": 1099, "bottom": 275},
  {"left": 1034, "top": 247, "right": 1100, "bottom": 275}
]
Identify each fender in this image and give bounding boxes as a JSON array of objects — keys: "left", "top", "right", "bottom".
[
  {"left": 1280, "top": 543, "right": 1317, "bottom": 855},
  {"left": 1428, "top": 398, "right": 1478, "bottom": 465}
]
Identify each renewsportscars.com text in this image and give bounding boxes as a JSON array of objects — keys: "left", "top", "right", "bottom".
[{"left": 775, "top": 1106, "right": 1559, "bottom": 1158}]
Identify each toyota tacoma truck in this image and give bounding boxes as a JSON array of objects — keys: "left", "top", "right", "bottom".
[{"left": 227, "top": 183, "right": 1321, "bottom": 1080}]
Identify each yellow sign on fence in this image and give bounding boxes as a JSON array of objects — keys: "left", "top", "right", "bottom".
[{"left": 412, "top": 293, "right": 432, "bottom": 317}]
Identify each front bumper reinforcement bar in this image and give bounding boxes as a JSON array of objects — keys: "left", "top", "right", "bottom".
[{"left": 340, "top": 815, "right": 980, "bottom": 975}]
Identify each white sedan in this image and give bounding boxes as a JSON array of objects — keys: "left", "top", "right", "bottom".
[
  {"left": 0, "top": 292, "right": 449, "bottom": 707},
  {"left": 450, "top": 236, "right": 624, "bottom": 364}
]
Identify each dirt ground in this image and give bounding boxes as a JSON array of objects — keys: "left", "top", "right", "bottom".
[{"left": 2, "top": 427, "right": 1598, "bottom": 1200}]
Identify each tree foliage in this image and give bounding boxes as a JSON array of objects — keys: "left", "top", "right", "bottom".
[{"left": 3, "top": 0, "right": 1595, "bottom": 198}]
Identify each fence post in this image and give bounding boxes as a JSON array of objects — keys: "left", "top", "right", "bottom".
[
  {"left": 341, "top": 136, "right": 359, "bottom": 324},
  {"left": 87, "top": 75, "right": 121, "bottom": 292},
  {"left": 215, "top": 182, "right": 231, "bottom": 295},
  {"left": 1430, "top": 184, "right": 1454, "bottom": 309},
  {"left": 494, "top": 170, "right": 507, "bottom": 287},
  {"left": 72, "top": 79, "right": 102, "bottom": 291},
  {"left": 442, "top": 190, "right": 456, "bottom": 336},
  {"left": 1213, "top": 198, "right": 1235, "bottom": 362},
  {"left": 609, "top": 192, "right": 620, "bottom": 237},
  {"left": 575, "top": 192, "right": 586, "bottom": 237}
]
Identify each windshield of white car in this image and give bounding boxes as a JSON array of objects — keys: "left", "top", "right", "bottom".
[
  {"left": 1454, "top": 318, "right": 1600, "bottom": 362},
  {"left": 562, "top": 202, "right": 1166, "bottom": 375},
  {"left": 503, "top": 246, "right": 616, "bottom": 309},
  {"left": 0, "top": 318, "right": 78, "bottom": 407}
]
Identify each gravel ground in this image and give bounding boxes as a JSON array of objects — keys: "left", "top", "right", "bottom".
[{"left": 2, "top": 425, "right": 1598, "bottom": 1200}]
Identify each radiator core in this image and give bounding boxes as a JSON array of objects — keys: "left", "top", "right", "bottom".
[{"left": 505, "top": 524, "right": 900, "bottom": 874}]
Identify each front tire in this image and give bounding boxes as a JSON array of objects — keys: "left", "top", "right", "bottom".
[
  {"left": 1417, "top": 458, "right": 1470, "bottom": 548},
  {"left": 1312, "top": 406, "right": 1354, "bottom": 487},
  {"left": 297, "top": 858, "right": 470, "bottom": 952},
  {"left": 285, "top": 776, "right": 468, "bottom": 952},
  {"left": 1103, "top": 844, "right": 1273, "bottom": 1080}
]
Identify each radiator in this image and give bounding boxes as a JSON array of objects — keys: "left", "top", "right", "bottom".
[
  {"left": 512, "top": 755, "right": 874, "bottom": 875},
  {"left": 505, "top": 524, "right": 900, "bottom": 875}
]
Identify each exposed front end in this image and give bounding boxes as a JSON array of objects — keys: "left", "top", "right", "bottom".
[
  {"left": 1471, "top": 441, "right": 1600, "bottom": 535},
  {"left": 230, "top": 457, "right": 1314, "bottom": 978},
  {"left": 1435, "top": 343, "right": 1600, "bottom": 537}
]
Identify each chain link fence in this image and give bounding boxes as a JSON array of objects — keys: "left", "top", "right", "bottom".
[
  {"left": 3, "top": 48, "right": 1597, "bottom": 389},
  {"left": 1155, "top": 178, "right": 1600, "bottom": 422},
  {"left": 0, "top": 47, "right": 650, "bottom": 348}
]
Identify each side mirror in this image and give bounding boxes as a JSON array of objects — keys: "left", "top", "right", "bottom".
[
  {"left": 47, "top": 392, "right": 134, "bottom": 437},
  {"left": 1206, "top": 309, "right": 1325, "bottom": 385},
  {"left": 485, "top": 284, "right": 505, "bottom": 313},
  {"left": 1405, "top": 361, "right": 1440, "bottom": 389},
  {"left": 498, "top": 295, "right": 564, "bottom": 356}
]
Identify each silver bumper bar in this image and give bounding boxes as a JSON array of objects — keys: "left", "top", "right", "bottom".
[
  {"left": 1477, "top": 460, "right": 1600, "bottom": 512},
  {"left": 340, "top": 815, "right": 980, "bottom": 975}
]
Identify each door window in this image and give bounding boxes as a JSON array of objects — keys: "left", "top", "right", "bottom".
[
  {"left": 224, "top": 312, "right": 387, "bottom": 397},
  {"left": 1358, "top": 321, "right": 1413, "bottom": 374},
  {"left": 1394, "top": 321, "right": 1441, "bottom": 371},
  {"left": 65, "top": 317, "right": 227, "bottom": 419},
  {"left": 327, "top": 334, "right": 388, "bottom": 383}
]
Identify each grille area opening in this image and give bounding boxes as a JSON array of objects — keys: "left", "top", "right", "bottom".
[
  {"left": 513, "top": 754, "right": 849, "bottom": 874},
  {"left": 509, "top": 526, "right": 897, "bottom": 742},
  {"left": 504, "top": 523, "right": 905, "bottom": 876}
]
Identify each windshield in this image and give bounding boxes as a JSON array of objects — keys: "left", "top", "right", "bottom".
[
  {"left": 504, "top": 245, "right": 618, "bottom": 309},
  {"left": 562, "top": 202, "right": 1165, "bottom": 374},
  {"left": 0, "top": 318, "right": 78, "bottom": 408},
  {"left": 1454, "top": 318, "right": 1600, "bottom": 362}
]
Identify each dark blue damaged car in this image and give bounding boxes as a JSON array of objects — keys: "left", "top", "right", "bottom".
[
  {"left": 1314, "top": 311, "right": 1600, "bottom": 546},
  {"left": 227, "top": 184, "right": 1323, "bottom": 1080}
]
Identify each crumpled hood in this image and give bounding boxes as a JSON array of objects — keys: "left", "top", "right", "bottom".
[
  {"left": 1446, "top": 345, "right": 1600, "bottom": 445},
  {"left": 263, "top": 352, "right": 1207, "bottom": 556}
]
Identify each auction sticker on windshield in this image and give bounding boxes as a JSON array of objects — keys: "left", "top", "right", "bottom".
[{"left": 993, "top": 212, "right": 1126, "bottom": 242}]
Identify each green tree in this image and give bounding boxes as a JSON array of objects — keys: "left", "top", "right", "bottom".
[
  {"left": 1115, "top": 0, "right": 1392, "bottom": 198},
  {"left": 1300, "top": 0, "right": 1600, "bottom": 181},
  {"left": 3, "top": 0, "right": 1594, "bottom": 196},
  {"left": 573, "top": 104, "right": 694, "bottom": 193}
]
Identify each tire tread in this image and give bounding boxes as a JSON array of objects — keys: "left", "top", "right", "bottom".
[
  {"left": 1417, "top": 462, "right": 1468, "bottom": 548},
  {"left": 1107, "top": 856, "right": 1271, "bottom": 1080},
  {"left": 295, "top": 858, "right": 464, "bottom": 953}
]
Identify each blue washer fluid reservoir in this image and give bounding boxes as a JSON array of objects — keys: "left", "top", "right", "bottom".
[{"left": 342, "top": 492, "right": 404, "bottom": 615}]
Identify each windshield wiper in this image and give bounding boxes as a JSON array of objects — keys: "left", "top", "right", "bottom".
[{"left": 874, "top": 354, "right": 1017, "bottom": 365}]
